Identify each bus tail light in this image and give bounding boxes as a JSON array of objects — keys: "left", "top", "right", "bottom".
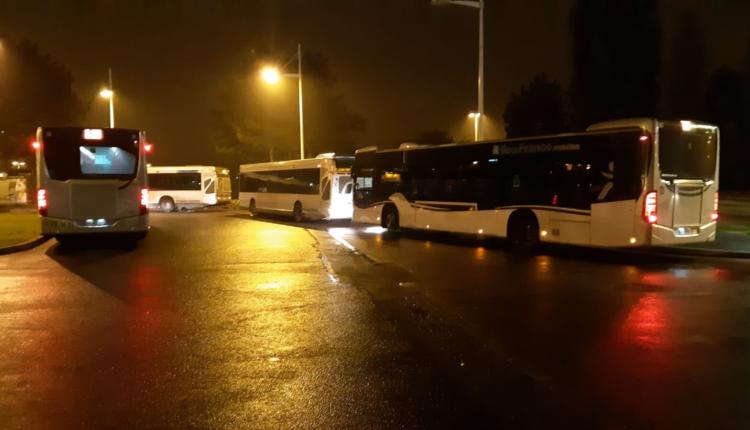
[
  {"left": 644, "top": 191, "right": 657, "bottom": 224},
  {"left": 140, "top": 188, "right": 149, "bottom": 215},
  {"left": 711, "top": 192, "right": 719, "bottom": 221},
  {"left": 37, "top": 189, "right": 48, "bottom": 216}
]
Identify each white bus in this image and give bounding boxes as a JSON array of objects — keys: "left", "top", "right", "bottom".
[
  {"left": 352, "top": 118, "right": 719, "bottom": 249},
  {"left": 35, "top": 127, "right": 150, "bottom": 244},
  {"left": 147, "top": 165, "right": 231, "bottom": 212},
  {"left": 238, "top": 154, "right": 354, "bottom": 222}
]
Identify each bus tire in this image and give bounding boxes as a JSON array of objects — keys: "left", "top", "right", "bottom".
[
  {"left": 159, "top": 196, "right": 175, "bottom": 213},
  {"left": 381, "top": 204, "right": 400, "bottom": 231},
  {"left": 507, "top": 210, "right": 539, "bottom": 252},
  {"left": 249, "top": 199, "right": 257, "bottom": 216},
  {"left": 293, "top": 201, "right": 304, "bottom": 223}
]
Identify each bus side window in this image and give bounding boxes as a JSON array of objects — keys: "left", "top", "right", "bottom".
[{"left": 354, "top": 171, "right": 374, "bottom": 205}]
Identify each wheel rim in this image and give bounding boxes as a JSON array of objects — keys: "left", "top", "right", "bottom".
[{"left": 386, "top": 212, "right": 396, "bottom": 229}]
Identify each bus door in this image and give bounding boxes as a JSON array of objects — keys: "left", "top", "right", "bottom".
[
  {"left": 331, "top": 173, "right": 354, "bottom": 218},
  {"left": 202, "top": 172, "right": 216, "bottom": 203}
]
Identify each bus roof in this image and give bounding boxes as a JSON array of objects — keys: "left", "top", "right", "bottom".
[
  {"left": 147, "top": 165, "right": 229, "bottom": 174},
  {"left": 357, "top": 125, "right": 644, "bottom": 155},
  {"left": 239, "top": 157, "right": 336, "bottom": 173},
  {"left": 355, "top": 118, "right": 719, "bottom": 156}
]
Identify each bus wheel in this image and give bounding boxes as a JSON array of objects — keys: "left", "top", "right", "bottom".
[
  {"left": 507, "top": 210, "right": 539, "bottom": 252},
  {"left": 293, "top": 201, "right": 304, "bottom": 223},
  {"left": 382, "top": 205, "right": 400, "bottom": 231},
  {"left": 159, "top": 197, "right": 175, "bottom": 213},
  {"left": 249, "top": 199, "right": 257, "bottom": 216}
]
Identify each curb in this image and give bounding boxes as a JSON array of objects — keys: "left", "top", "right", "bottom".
[
  {"left": 653, "top": 246, "right": 750, "bottom": 259},
  {"left": 0, "top": 235, "right": 52, "bottom": 256}
]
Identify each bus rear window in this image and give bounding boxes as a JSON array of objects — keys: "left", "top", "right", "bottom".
[
  {"left": 80, "top": 146, "right": 136, "bottom": 175},
  {"left": 42, "top": 128, "right": 140, "bottom": 180},
  {"left": 659, "top": 125, "right": 717, "bottom": 181}
]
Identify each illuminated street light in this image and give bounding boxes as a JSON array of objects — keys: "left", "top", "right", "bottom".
[
  {"left": 261, "top": 67, "right": 281, "bottom": 85},
  {"left": 468, "top": 112, "right": 481, "bottom": 142},
  {"left": 99, "top": 68, "right": 115, "bottom": 128},
  {"left": 260, "top": 43, "right": 306, "bottom": 159},
  {"left": 11, "top": 160, "right": 27, "bottom": 168},
  {"left": 432, "top": 0, "right": 484, "bottom": 140}
]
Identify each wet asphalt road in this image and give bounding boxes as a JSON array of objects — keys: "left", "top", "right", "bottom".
[{"left": 2, "top": 210, "right": 750, "bottom": 429}]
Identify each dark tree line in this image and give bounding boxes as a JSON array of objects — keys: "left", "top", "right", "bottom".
[
  {"left": 0, "top": 37, "right": 84, "bottom": 168},
  {"left": 503, "top": 1, "right": 750, "bottom": 188}
]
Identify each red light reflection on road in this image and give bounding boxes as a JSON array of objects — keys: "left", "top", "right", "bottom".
[
  {"left": 124, "top": 264, "right": 168, "bottom": 364},
  {"left": 619, "top": 293, "right": 670, "bottom": 349},
  {"left": 591, "top": 292, "right": 678, "bottom": 428}
]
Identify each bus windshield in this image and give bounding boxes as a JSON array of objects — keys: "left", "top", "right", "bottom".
[
  {"left": 42, "top": 128, "right": 140, "bottom": 180},
  {"left": 659, "top": 125, "right": 717, "bottom": 181}
]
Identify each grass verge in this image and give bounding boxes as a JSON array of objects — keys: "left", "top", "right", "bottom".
[{"left": 0, "top": 211, "right": 41, "bottom": 248}]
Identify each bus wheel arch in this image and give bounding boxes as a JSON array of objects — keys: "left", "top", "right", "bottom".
[
  {"left": 293, "top": 201, "right": 304, "bottom": 223},
  {"left": 158, "top": 196, "right": 176, "bottom": 212},
  {"left": 381, "top": 204, "right": 399, "bottom": 231},
  {"left": 507, "top": 209, "right": 540, "bottom": 252}
]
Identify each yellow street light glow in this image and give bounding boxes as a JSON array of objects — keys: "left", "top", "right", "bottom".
[
  {"left": 468, "top": 112, "right": 480, "bottom": 118},
  {"left": 261, "top": 66, "right": 281, "bottom": 85},
  {"left": 99, "top": 89, "right": 113, "bottom": 99}
]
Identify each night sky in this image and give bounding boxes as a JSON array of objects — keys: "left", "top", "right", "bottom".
[{"left": 1, "top": 0, "right": 749, "bottom": 165}]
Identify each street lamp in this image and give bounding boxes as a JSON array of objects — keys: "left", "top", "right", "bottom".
[
  {"left": 468, "top": 112, "right": 480, "bottom": 142},
  {"left": 261, "top": 67, "right": 281, "bottom": 85},
  {"left": 99, "top": 68, "right": 115, "bottom": 128},
  {"left": 260, "top": 43, "right": 305, "bottom": 160},
  {"left": 432, "top": 0, "right": 484, "bottom": 140}
]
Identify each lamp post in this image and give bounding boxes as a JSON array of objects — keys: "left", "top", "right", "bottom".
[
  {"left": 99, "top": 68, "right": 115, "bottom": 128},
  {"left": 468, "top": 112, "right": 480, "bottom": 142},
  {"left": 261, "top": 43, "right": 305, "bottom": 160},
  {"left": 432, "top": 0, "right": 484, "bottom": 140}
]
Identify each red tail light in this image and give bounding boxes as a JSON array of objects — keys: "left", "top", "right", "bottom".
[
  {"left": 37, "top": 189, "right": 48, "bottom": 216},
  {"left": 644, "top": 191, "right": 657, "bottom": 224},
  {"left": 711, "top": 192, "right": 719, "bottom": 221},
  {"left": 144, "top": 143, "right": 153, "bottom": 154},
  {"left": 140, "top": 188, "right": 149, "bottom": 215}
]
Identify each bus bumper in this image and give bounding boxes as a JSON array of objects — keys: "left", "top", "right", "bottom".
[
  {"left": 42, "top": 215, "right": 149, "bottom": 236},
  {"left": 651, "top": 221, "right": 717, "bottom": 245}
]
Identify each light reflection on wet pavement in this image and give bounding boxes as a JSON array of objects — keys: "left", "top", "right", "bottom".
[{"left": 1, "top": 211, "right": 750, "bottom": 428}]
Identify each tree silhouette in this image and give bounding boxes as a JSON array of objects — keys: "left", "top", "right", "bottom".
[
  {"left": 503, "top": 74, "right": 567, "bottom": 138},
  {"left": 569, "top": 0, "right": 661, "bottom": 129},
  {"left": 705, "top": 67, "right": 745, "bottom": 189},
  {"left": 0, "top": 38, "right": 84, "bottom": 163},
  {"left": 407, "top": 130, "right": 453, "bottom": 145},
  {"left": 665, "top": 8, "right": 708, "bottom": 120}
]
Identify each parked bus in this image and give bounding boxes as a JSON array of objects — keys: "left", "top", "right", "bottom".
[
  {"left": 35, "top": 127, "right": 150, "bottom": 244},
  {"left": 238, "top": 154, "right": 354, "bottom": 222},
  {"left": 147, "top": 165, "right": 231, "bottom": 212},
  {"left": 352, "top": 119, "right": 719, "bottom": 249}
]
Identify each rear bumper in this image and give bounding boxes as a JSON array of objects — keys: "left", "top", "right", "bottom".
[
  {"left": 651, "top": 221, "right": 716, "bottom": 245},
  {"left": 42, "top": 214, "right": 149, "bottom": 236}
]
